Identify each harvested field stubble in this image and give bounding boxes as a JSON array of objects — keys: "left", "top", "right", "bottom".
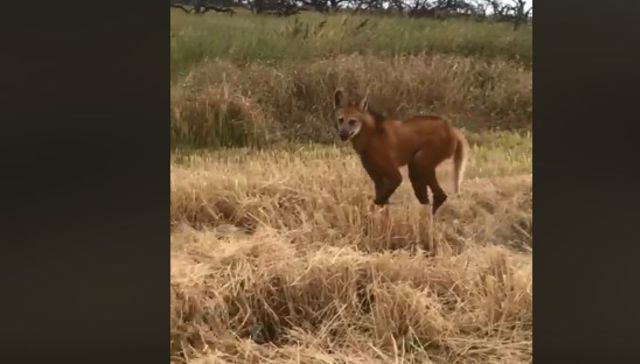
[{"left": 171, "top": 135, "right": 532, "bottom": 363}]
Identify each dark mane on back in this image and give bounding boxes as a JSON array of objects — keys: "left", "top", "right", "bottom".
[{"left": 367, "top": 106, "right": 387, "bottom": 125}]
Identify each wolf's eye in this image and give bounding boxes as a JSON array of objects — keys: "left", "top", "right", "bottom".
[
  {"left": 338, "top": 117, "right": 344, "bottom": 124},
  {"left": 348, "top": 119, "right": 356, "bottom": 126}
]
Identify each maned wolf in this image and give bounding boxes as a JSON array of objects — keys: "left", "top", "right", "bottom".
[{"left": 333, "top": 88, "right": 468, "bottom": 213}]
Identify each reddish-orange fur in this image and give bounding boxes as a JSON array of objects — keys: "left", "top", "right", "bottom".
[{"left": 333, "top": 89, "right": 468, "bottom": 213}]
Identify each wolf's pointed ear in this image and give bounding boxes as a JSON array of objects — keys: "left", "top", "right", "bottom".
[
  {"left": 359, "top": 90, "right": 369, "bottom": 111},
  {"left": 334, "top": 88, "right": 346, "bottom": 110}
]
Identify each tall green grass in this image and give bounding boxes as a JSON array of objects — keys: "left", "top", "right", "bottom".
[
  {"left": 171, "top": 9, "right": 532, "bottom": 82},
  {"left": 171, "top": 9, "right": 532, "bottom": 149}
]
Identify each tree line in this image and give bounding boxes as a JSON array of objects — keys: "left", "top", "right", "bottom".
[{"left": 171, "top": 0, "right": 532, "bottom": 27}]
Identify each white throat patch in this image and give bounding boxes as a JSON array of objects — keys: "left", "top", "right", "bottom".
[{"left": 348, "top": 124, "right": 362, "bottom": 140}]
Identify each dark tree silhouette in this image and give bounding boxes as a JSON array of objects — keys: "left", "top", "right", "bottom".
[
  {"left": 171, "top": 0, "right": 236, "bottom": 16},
  {"left": 171, "top": 0, "right": 532, "bottom": 24}
]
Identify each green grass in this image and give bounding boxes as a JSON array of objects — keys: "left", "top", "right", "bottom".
[
  {"left": 172, "top": 129, "right": 531, "bottom": 178},
  {"left": 170, "top": 9, "right": 532, "bottom": 149},
  {"left": 171, "top": 9, "right": 532, "bottom": 82}
]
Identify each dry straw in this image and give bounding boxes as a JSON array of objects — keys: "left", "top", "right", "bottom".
[
  {"left": 171, "top": 54, "right": 531, "bottom": 148},
  {"left": 171, "top": 143, "right": 532, "bottom": 363}
]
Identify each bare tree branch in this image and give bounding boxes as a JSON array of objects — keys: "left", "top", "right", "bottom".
[{"left": 171, "top": 4, "right": 193, "bottom": 13}]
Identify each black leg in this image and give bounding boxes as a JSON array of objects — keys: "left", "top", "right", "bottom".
[
  {"left": 375, "top": 169, "right": 402, "bottom": 205},
  {"left": 360, "top": 155, "right": 385, "bottom": 205},
  {"left": 426, "top": 169, "right": 447, "bottom": 213},
  {"left": 408, "top": 160, "right": 429, "bottom": 205},
  {"left": 361, "top": 154, "right": 402, "bottom": 205}
]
